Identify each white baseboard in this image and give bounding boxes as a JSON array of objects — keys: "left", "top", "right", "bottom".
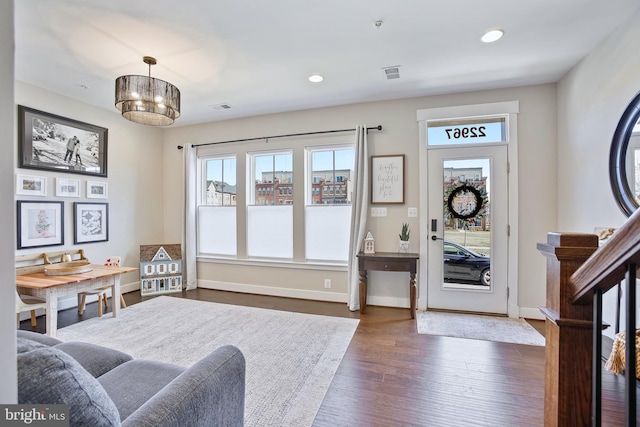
[
  {"left": 365, "top": 295, "right": 410, "bottom": 309},
  {"left": 121, "top": 282, "right": 140, "bottom": 294},
  {"left": 198, "top": 279, "right": 347, "bottom": 303},
  {"left": 519, "top": 306, "right": 545, "bottom": 320}
]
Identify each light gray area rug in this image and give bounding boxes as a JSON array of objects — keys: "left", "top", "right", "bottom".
[
  {"left": 416, "top": 311, "right": 545, "bottom": 346},
  {"left": 57, "top": 296, "right": 359, "bottom": 426}
]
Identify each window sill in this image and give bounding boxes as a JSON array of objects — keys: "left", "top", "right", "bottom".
[{"left": 196, "top": 256, "right": 348, "bottom": 271}]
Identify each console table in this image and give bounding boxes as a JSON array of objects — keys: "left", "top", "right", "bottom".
[{"left": 357, "top": 252, "right": 419, "bottom": 318}]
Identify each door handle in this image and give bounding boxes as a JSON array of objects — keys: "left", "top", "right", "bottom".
[{"left": 431, "top": 235, "right": 443, "bottom": 241}]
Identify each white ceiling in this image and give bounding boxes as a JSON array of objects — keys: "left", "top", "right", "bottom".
[{"left": 14, "top": 0, "right": 640, "bottom": 127}]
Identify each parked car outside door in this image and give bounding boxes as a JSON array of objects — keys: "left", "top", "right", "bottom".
[{"left": 443, "top": 241, "right": 490, "bottom": 286}]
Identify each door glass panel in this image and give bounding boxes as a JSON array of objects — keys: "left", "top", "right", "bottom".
[{"left": 442, "top": 158, "right": 491, "bottom": 290}]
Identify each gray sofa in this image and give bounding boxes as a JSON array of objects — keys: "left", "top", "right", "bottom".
[{"left": 17, "top": 330, "right": 245, "bottom": 427}]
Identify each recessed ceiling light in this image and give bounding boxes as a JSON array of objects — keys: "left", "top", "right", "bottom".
[
  {"left": 481, "top": 29, "right": 504, "bottom": 43},
  {"left": 308, "top": 74, "right": 324, "bottom": 83}
]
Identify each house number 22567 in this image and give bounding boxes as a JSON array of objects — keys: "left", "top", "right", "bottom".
[{"left": 445, "top": 126, "right": 486, "bottom": 139}]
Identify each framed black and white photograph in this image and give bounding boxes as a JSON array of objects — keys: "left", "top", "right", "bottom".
[
  {"left": 371, "top": 154, "right": 405, "bottom": 204},
  {"left": 17, "top": 200, "right": 64, "bottom": 249},
  {"left": 55, "top": 177, "right": 81, "bottom": 197},
  {"left": 74, "top": 202, "right": 109, "bottom": 244},
  {"left": 16, "top": 174, "right": 47, "bottom": 196},
  {"left": 86, "top": 180, "right": 108, "bottom": 199},
  {"left": 18, "top": 105, "right": 108, "bottom": 177}
]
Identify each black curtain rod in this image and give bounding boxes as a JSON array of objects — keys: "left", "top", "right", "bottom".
[{"left": 177, "top": 125, "right": 382, "bottom": 149}]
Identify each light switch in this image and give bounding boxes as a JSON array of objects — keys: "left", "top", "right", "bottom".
[
  {"left": 408, "top": 207, "right": 418, "bottom": 217},
  {"left": 371, "top": 207, "right": 387, "bottom": 217}
]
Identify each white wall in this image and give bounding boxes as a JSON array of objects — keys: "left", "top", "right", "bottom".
[
  {"left": 163, "top": 84, "right": 557, "bottom": 315},
  {"left": 0, "top": 0, "right": 16, "bottom": 403},
  {"left": 557, "top": 10, "right": 640, "bottom": 337},
  {"left": 14, "top": 82, "right": 166, "bottom": 305}
]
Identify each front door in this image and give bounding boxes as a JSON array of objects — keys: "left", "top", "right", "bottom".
[{"left": 427, "top": 145, "right": 509, "bottom": 314}]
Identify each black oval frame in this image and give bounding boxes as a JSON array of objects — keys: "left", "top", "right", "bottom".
[
  {"left": 609, "top": 91, "right": 640, "bottom": 217},
  {"left": 446, "top": 184, "right": 483, "bottom": 220}
]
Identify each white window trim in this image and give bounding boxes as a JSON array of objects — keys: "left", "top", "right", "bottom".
[
  {"left": 199, "top": 153, "right": 237, "bottom": 206},
  {"left": 246, "top": 149, "right": 293, "bottom": 206},
  {"left": 305, "top": 143, "right": 354, "bottom": 205}
]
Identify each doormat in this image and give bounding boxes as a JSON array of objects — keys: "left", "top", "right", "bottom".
[{"left": 416, "top": 310, "right": 545, "bottom": 346}]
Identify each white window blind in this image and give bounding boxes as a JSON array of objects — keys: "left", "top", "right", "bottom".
[
  {"left": 198, "top": 206, "right": 237, "bottom": 256},
  {"left": 305, "top": 205, "right": 352, "bottom": 261},
  {"left": 247, "top": 205, "right": 293, "bottom": 258}
]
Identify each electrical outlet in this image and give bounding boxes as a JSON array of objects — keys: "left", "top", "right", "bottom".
[
  {"left": 371, "top": 207, "right": 387, "bottom": 217},
  {"left": 324, "top": 279, "right": 331, "bottom": 289},
  {"left": 408, "top": 207, "right": 418, "bottom": 217}
]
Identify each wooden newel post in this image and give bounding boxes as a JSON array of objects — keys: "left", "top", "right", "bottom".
[{"left": 537, "top": 232, "right": 599, "bottom": 427}]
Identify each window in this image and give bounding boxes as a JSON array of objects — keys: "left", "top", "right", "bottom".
[
  {"left": 247, "top": 150, "right": 293, "bottom": 259},
  {"left": 305, "top": 146, "right": 354, "bottom": 262},
  {"left": 203, "top": 157, "right": 236, "bottom": 206},
  {"left": 196, "top": 141, "right": 358, "bottom": 265},
  {"left": 198, "top": 155, "right": 237, "bottom": 256},
  {"left": 427, "top": 116, "right": 506, "bottom": 146}
]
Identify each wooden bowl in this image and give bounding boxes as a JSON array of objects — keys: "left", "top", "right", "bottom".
[{"left": 44, "top": 260, "right": 93, "bottom": 276}]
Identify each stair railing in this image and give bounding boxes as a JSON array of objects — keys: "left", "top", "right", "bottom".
[{"left": 538, "top": 207, "right": 640, "bottom": 426}]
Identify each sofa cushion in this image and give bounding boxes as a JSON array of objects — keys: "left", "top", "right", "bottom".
[
  {"left": 98, "top": 360, "right": 185, "bottom": 421},
  {"left": 17, "top": 336, "right": 49, "bottom": 353},
  {"left": 54, "top": 342, "right": 133, "bottom": 378},
  {"left": 17, "top": 329, "right": 63, "bottom": 346},
  {"left": 18, "top": 342, "right": 121, "bottom": 426}
]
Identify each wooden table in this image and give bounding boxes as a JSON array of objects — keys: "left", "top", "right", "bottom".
[
  {"left": 16, "top": 265, "right": 137, "bottom": 337},
  {"left": 357, "top": 252, "right": 419, "bottom": 318}
]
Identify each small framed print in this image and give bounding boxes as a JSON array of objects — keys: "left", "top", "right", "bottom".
[
  {"left": 16, "top": 174, "right": 47, "bottom": 196},
  {"left": 74, "top": 202, "right": 109, "bottom": 244},
  {"left": 55, "top": 177, "right": 81, "bottom": 197},
  {"left": 17, "top": 200, "right": 64, "bottom": 249},
  {"left": 86, "top": 180, "right": 108, "bottom": 199}
]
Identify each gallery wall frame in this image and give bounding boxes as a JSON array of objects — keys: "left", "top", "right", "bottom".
[
  {"left": 55, "top": 177, "right": 81, "bottom": 197},
  {"left": 16, "top": 174, "right": 47, "bottom": 196},
  {"left": 370, "top": 154, "right": 405, "bottom": 204},
  {"left": 17, "top": 200, "right": 64, "bottom": 249},
  {"left": 18, "top": 105, "right": 108, "bottom": 177},
  {"left": 74, "top": 202, "right": 109, "bottom": 244},
  {"left": 86, "top": 180, "right": 108, "bottom": 199}
]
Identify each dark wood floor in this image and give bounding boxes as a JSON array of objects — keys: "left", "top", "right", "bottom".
[{"left": 19, "top": 289, "right": 637, "bottom": 426}]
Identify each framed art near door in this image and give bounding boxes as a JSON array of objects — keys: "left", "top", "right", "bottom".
[{"left": 371, "top": 154, "right": 404, "bottom": 204}]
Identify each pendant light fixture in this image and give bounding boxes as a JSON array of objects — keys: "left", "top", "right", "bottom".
[{"left": 115, "top": 56, "right": 181, "bottom": 126}]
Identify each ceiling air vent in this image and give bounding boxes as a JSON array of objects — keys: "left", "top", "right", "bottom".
[
  {"left": 209, "top": 103, "right": 233, "bottom": 110},
  {"left": 383, "top": 66, "right": 400, "bottom": 80}
]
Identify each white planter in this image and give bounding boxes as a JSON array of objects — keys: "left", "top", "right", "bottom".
[{"left": 399, "top": 240, "right": 410, "bottom": 253}]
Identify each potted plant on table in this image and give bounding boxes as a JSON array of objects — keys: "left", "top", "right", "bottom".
[{"left": 399, "top": 223, "right": 410, "bottom": 253}]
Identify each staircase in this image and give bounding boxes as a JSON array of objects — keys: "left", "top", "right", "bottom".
[{"left": 538, "top": 208, "right": 640, "bottom": 426}]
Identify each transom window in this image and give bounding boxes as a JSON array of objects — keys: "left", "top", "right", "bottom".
[{"left": 427, "top": 116, "right": 506, "bottom": 146}]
